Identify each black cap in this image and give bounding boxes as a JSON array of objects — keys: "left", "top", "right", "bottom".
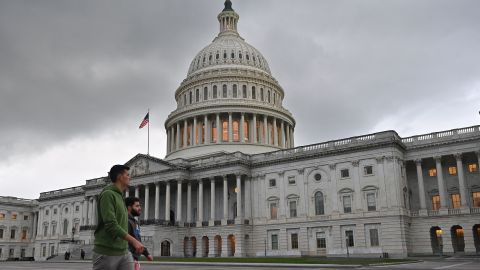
[{"left": 109, "top": 164, "right": 130, "bottom": 182}]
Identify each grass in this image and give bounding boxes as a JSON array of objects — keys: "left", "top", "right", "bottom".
[{"left": 143, "top": 256, "right": 414, "bottom": 265}]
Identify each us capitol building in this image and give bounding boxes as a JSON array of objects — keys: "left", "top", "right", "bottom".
[{"left": 1, "top": 1, "right": 480, "bottom": 260}]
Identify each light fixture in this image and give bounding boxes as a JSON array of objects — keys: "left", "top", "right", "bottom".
[{"left": 234, "top": 187, "right": 239, "bottom": 193}]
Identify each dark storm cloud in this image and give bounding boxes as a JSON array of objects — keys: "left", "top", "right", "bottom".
[{"left": 1, "top": 0, "right": 480, "bottom": 163}]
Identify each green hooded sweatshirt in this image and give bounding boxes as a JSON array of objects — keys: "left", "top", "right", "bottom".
[{"left": 93, "top": 184, "right": 128, "bottom": 256}]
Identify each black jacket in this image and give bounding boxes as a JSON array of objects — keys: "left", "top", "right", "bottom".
[{"left": 127, "top": 214, "right": 150, "bottom": 260}]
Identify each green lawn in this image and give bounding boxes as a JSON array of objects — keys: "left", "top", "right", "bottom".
[{"left": 146, "top": 256, "right": 414, "bottom": 265}]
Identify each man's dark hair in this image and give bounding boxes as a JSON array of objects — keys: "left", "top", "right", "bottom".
[
  {"left": 109, "top": 164, "right": 130, "bottom": 182},
  {"left": 125, "top": 197, "right": 140, "bottom": 208}
]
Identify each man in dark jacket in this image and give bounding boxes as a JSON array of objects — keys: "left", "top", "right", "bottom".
[{"left": 125, "top": 197, "right": 153, "bottom": 262}]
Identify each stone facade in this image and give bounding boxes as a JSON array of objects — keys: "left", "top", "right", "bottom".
[{"left": 1, "top": 0, "right": 480, "bottom": 261}]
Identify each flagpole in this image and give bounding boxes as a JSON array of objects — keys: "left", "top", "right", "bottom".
[{"left": 147, "top": 108, "right": 150, "bottom": 156}]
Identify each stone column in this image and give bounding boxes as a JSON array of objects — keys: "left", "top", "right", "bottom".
[
  {"left": 144, "top": 184, "right": 150, "bottom": 221},
  {"left": 165, "top": 182, "right": 171, "bottom": 221},
  {"left": 280, "top": 120, "right": 285, "bottom": 148},
  {"left": 177, "top": 180, "right": 183, "bottom": 224},
  {"left": 166, "top": 128, "right": 170, "bottom": 153},
  {"left": 88, "top": 199, "right": 94, "bottom": 226},
  {"left": 286, "top": 125, "right": 291, "bottom": 148},
  {"left": 216, "top": 113, "right": 221, "bottom": 143},
  {"left": 454, "top": 153, "right": 468, "bottom": 207},
  {"left": 228, "top": 112, "right": 233, "bottom": 142},
  {"left": 415, "top": 159, "right": 427, "bottom": 210},
  {"left": 263, "top": 115, "right": 268, "bottom": 144},
  {"left": 135, "top": 186, "right": 140, "bottom": 198},
  {"left": 176, "top": 122, "right": 181, "bottom": 150},
  {"left": 32, "top": 211, "right": 38, "bottom": 238},
  {"left": 204, "top": 115, "right": 210, "bottom": 144},
  {"left": 193, "top": 117, "right": 197, "bottom": 146},
  {"left": 81, "top": 198, "right": 87, "bottom": 226},
  {"left": 197, "top": 180, "right": 204, "bottom": 226},
  {"left": 244, "top": 177, "right": 251, "bottom": 220},
  {"left": 236, "top": 174, "right": 242, "bottom": 221},
  {"left": 210, "top": 178, "right": 216, "bottom": 224},
  {"left": 434, "top": 156, "right": 447, "bottom": 209},
  {"left": 223, "top": 176, "right": 228, "bottom": 223},
  {"left": 187, "top": 182, "right": 192, "bottom": 223},
  {"left": 290, "top": 128, "right": 294, "bottom": 147},
  {"left": 329, "top": 164, "right": 339, "bottom": 215},
  {"left": 352, "top": 161, "right": 362, "bottom": 211},
  {"left": 252, "top": 114, "right": 257, "bottom": 144},
  {"left": 171, "top": 126, "right": 175, "bottom": 151},
  {"left": 273, "top": 117, "right": 278, "bottom": 146},
  {"left": 183, "top": 119, "right": 188, "bottom": 147},
  {"left": 155, "top": 182, "right": 160, "bottom": 220},
  {"left": 240, "top": 113, "right": 245, "bottom": 143}
]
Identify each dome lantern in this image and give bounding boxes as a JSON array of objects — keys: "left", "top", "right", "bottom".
[{"left": 218, "top": 0, "right": 239, "bottom": 36}]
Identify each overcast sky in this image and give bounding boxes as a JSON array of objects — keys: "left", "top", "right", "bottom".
[{"left": 1, "top": 0, "right": 479, "bottom": 199}]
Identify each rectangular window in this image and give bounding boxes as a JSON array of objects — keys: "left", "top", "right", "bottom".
[
  {"left": 271, "top": 234, "right": 278, "bottom": 250},
  {"left": 343, "top": 195, "right": 352, "bottom": 213},
  {"left": 9, "top": 248, "right": 14, "bottom": 258},
  {"left": 289, "top": 201, "right": 297, "bottom": 218},
  {"left": 316, "top": 232, "right": 326, "bottom": 248},
  {"left": 364, "top": 165, "right": 373, "bottom": 176},
  {"left": 43, "top": 226, "right": 48, "bottom": 237},
  {"left": 52, "top": 224, "right": 56, "bottom": 235},
  {"left": 345, "top": 230, "right": 354, "bottom": 247},
  {"left": 473, "top": 192, "right": 480, "bottom": 208},
  {"left": 10, "top": 229, "right": 15, "bottom": 239},
  {"left": 451, "top": 194, "right": 461, "bottom": 209},
  {"left": 448, "top": 166, "right": 457, "bottom": 175},
  {"left": 0, "top": 248, "right": 2, "bottom": 258},
  {"left": 367, "top": 193, "right": 376, "bottom": 211},
  {"left": 291, "top": 233, "right": 299, "bottom": 249},
  {"left": 269, "top": 179, "right": 276, "bottom": 187},
  {"left": 0, "top": 213, "right": 4, "bottom": 220},
  {"left": 42, "top": 246, "right": 46, "bottom": 257},
  {"left": 45, "top": 209, "right": 49, "bottom": 216},
  {"left": 288, "top": 176, "right": 296, "bottom": 185},
  {"left": 53, "top": 209, "right": 57, "bottom": 215},
  {"left": 429, "top": 168, "right": 437, "bottom": 177},
  {"left": 369, "top": 229, "right": 379, "bottom": 247},
  {"left": 204, "top": 88, "right": 208, "bottom": 100},
  {"left": 270, "top": 203, "right": 278, "bottom": 219},
  {"left": 75, "top": 206, "right": 80, "bottom": 212},
  {"left": 0, "top": 228, "right": 3, "bottom": 238},
  {"left": 12, "top": 214, "right": 17, "bottom": 220},
  {"left": 341, "top": 169, "right": 350, "bottom": 178},
  {"left": 468, "top": 163, "right": 478, "bottom": 173},
  {"left": 21, "top": 229, "right": 27, "bottom": 240},
  {"left": 20, "top": 248, "right": 25, "bottom": 258},
  {"left": 432, "top": 195, "right": 440, "bottom": 210}
]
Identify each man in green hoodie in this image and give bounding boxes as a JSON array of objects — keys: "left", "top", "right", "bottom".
[{"left": 92, "top": 164, "right": 144, "bottom": 270}]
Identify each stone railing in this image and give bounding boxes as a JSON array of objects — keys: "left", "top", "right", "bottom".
[
  {"left": 0, "top": 196, "right": 37, "bottom": 206},
  {"left": 39, "top": 186, "right": 84, "bottom": 200},
  {"left": 401, "top": 125, "right": 480, "bottom": 147},
  {"left": 448, "top": 209, "right": 461, "bottom": 215},
  {"left": 252, "top": 131, "right": 400, "bottom": 163},
  {"left": 139, "top": 219, "right": 175, "bottom": 226},
  {"left": 85, "top": 177, "right": 107, "bottom": 187},
  {"left": 428, "top": 210, "right": 439, "bottom": 216},
  {"left": 471, "top": 207, "right": 480, "bottom": 214},
  {"left": 80, "top": 225, "right": 97, "bottom": 231}
]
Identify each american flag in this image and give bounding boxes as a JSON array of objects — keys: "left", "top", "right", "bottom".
[{"left": 139, "top": 112, "right": 149, "bottom": 129}]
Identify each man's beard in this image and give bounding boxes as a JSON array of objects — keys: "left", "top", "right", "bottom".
[{"left": 131, "top": 209, "right": 140, "bottom": 217}]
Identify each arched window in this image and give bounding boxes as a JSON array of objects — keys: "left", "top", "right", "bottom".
[
  {"left": 204, "top": 87, "right": 208, "bottom": 101},
  {"left": 209, "top": 55, "right": 212, "bottom": 62},
  {"left": 252, "top": 86, "right": 256, "bottom": 99},
  {"left": 233, "top": 120, "right": 239, "bottom": 142},
  {"left": 273, "top": 92, "right": 276, "bottom": 104},
  {"left": 243, "top": 86, "right": 247, "bottom": 98},
  {"left": 222, "top": 85, "right": 227, "bottom": 98},
  {"left": 211, "top": 120, "right": 217, "bottom": 143},
  {"left": 260, "top": 88, "right": 264, "bottom": 101},
  {"left": 196, "top": 89, "right": 199, "bottom": 102},
  {"left": 63, "top": 219, "right": 68, "bottom": 235},
  {"left": 233, "top": 85, "right": 237, "bottom": 98},
  {"left": 231, "top": 51, "right": 235, "bottom": 59},
  {"left": 244, "top": 119, "right": 249, "bottom": 142},
  {"left": 222, "top": 120, "right": 228, "bottom": 141},
  {"left": 216, "top": 53, "right": 219, "bottom": 60},
  {"left": 223, "top": 51, "right": 227, "bottom": 59},
  {"left": 246, "top": 53, "right": 250, "bottom": 60},
  {"left": 239, "top": 52, "right": 242, "bottom": 59},
  {"left": 267, "top": 90, "right": 271, "bottom": 103},
  {"left": 315, "top": 191, "right": 325, "bottom": 215},
  {"left": 213, "top": 86, "right": 218, "bottom": 99},
  {"left": 189, "top": 91, "right": 193, "bottom": 104}
]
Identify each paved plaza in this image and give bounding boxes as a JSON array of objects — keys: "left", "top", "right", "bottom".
[{"left": 0, "top": 258, "right": 480, "bottom": 270}]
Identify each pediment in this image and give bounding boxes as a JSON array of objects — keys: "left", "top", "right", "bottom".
[{"left": 125, "top": 154, "right": 175, "bottom": 177}]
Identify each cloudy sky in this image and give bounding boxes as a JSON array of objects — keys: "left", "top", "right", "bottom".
[{"left": 1, "top": 0, "right": 479, "bottom": 199}]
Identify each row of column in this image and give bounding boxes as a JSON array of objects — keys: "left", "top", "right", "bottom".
[
  {"left": 414, "top": 152, "right": 480, "bottom": 210},
  {"left": 36, "top": 201, "right": 78, "bottom": 239},
  {"left": 82, "top": 196, "right": 97, "bottom": 226},
  {"left": 166, "top": 113, "right": 294, "bottom": 153},
  {"left": 125, "top": 175, "right": 250, "bottom": 225}
]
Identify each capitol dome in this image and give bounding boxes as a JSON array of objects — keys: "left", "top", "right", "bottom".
[{"left": 165, "top": 0, "right": 295, "bottom": 160}]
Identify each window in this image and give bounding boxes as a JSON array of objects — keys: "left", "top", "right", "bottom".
[
  {"left": 0, "top": 228, "right": 3, "bottom": 238},
  {"left": 75, "top": 205, "right": 80, "bottom": 212},
  {"left": 369, "top": 229, "right": 379, "bottom": 247},
  {"left": 196, "top": 89, "right": 200, "bottom": 102},
  {"left": 289, "top": 201, "right": 297, "bottom": 218},
  {"left": 271, "top": 234, "right": 278, "bottom": 250},
  {"left": 222, "top": 84, "right": 227, "bottom": 98},
  {"left": 222, "top": 120, "right": 228, "bottom": 141},
  {"left": 341, "top": 169, "right": 350, "bottom": 178},
  {"left": 315, "top": 191, "right": 325, "bottom": 215},
  {"left": 11, "top": 214, "right": 17, "bottom": 220},
  {"left": 345, "top": 230, "right": 354, "bottom": 247},
  {"left": 269, "top": 179, "right": 276, "bottom": 187},
  {"left": 45, "top": 209, "right": 49, "bottom": 216},
  {"left": 260, "top": 88, "right": 264, "bottom": 101},
  {"left": 270, "top": 202, "right": 278, "bottom": 219},
  {"left": 10, "top": 229, "right": 15, "bottom": 239},
  {"left": 239, "top": 52, "right": 242, "bottom": 59},
  {"left": 364, "top": 165, "right": 373, "bottom": 176},
  {"left": 9, "top": 248, "right": 14, "bottom": 258},
  {"left": 21, "top": 229, "right": 27, "bottom": 240},
  {"left": 448, "top": 166, "right": 457, "bottom": 175},
  {"left": 451, "top": 194, "right": 461, "bottom": 209},
  {"left": 367, "top": 193, "right": 376, "bottom": 211},
  {"left": 52, "top": 224, "right": 56, "bottom": 235},
  {"left": 223, "top": 51, "right": 227, "bottom": 59},
  {"left": 472, "top": 192, "right": 480, "bottom": 208},
  {"left": 267, "top": 90, "right": 271, "bottom": 103},
  {"left": 468, "top": 163, "right": 478, "bottom": 173},
  {"left": 216, "top": 53, "right": 219, "bottom": 60},
  {"left": 233, "top": 84, "right": 237, "bottom": 98},
  {"left": 211, "top": 120, "right": 217, "bottom": 142},
  {"left": 288, "top": 176, "right": 296, "bottom": 185},
  {"left": 213, "top": 85, "right": 217, "bottom": 98},
  {"left": 231, "top": 52, "right": 234, "bottom": 59},
  {"left": 189, "top": 91, "right": 192, "bottom": 104},
  {"left": 54, "top": 209, "right": 57, "bottom": 215},
  {"left": 43, "top": 225, "right": 48, "bottom": 237},
  {"left": 291, "top": 233, "right": 298, "bottom": 249},
  {"left": 429, "top": 168, "right": 437, "bottom": 177},
  {"left": 183, "top": 94, "right": 186, "bottom": 105},
  {"left": 63, "top": 220, "right": 68, "bottom": 235},
  {"left": 316, "top": 232, "right": 326, "bottom": 248},
  {"left": 20, "top": 248, "right": 25, "bottom": 258},
  {"left": 24, "top": 215, "right": 29, "bottom": 220},
  {"left": 243, "top": 86, "right": 247, "bottom": 98},
  {"left": 314, "top": 173, "right": 322, "bottom": 181},
  {"left": 343, "top": 195, "right": 352, "bottom": 213},
  {"left": 252, "top": 86, "right": 256, "bottom": 99},
  {"left": 432, "top": 195, "right": 440, "bottom": 210},
  {"left": 204, "top": 87, "right": 208, "bottom": 100},
  {"left": 0, "top": 213, "right": 4, "bottom": 220},
  {"left": 233, "top": 120, "right": 239, "bottom": 142},
  {"left": 0, "top": 248, "right": 2, "bottom": 258}
]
